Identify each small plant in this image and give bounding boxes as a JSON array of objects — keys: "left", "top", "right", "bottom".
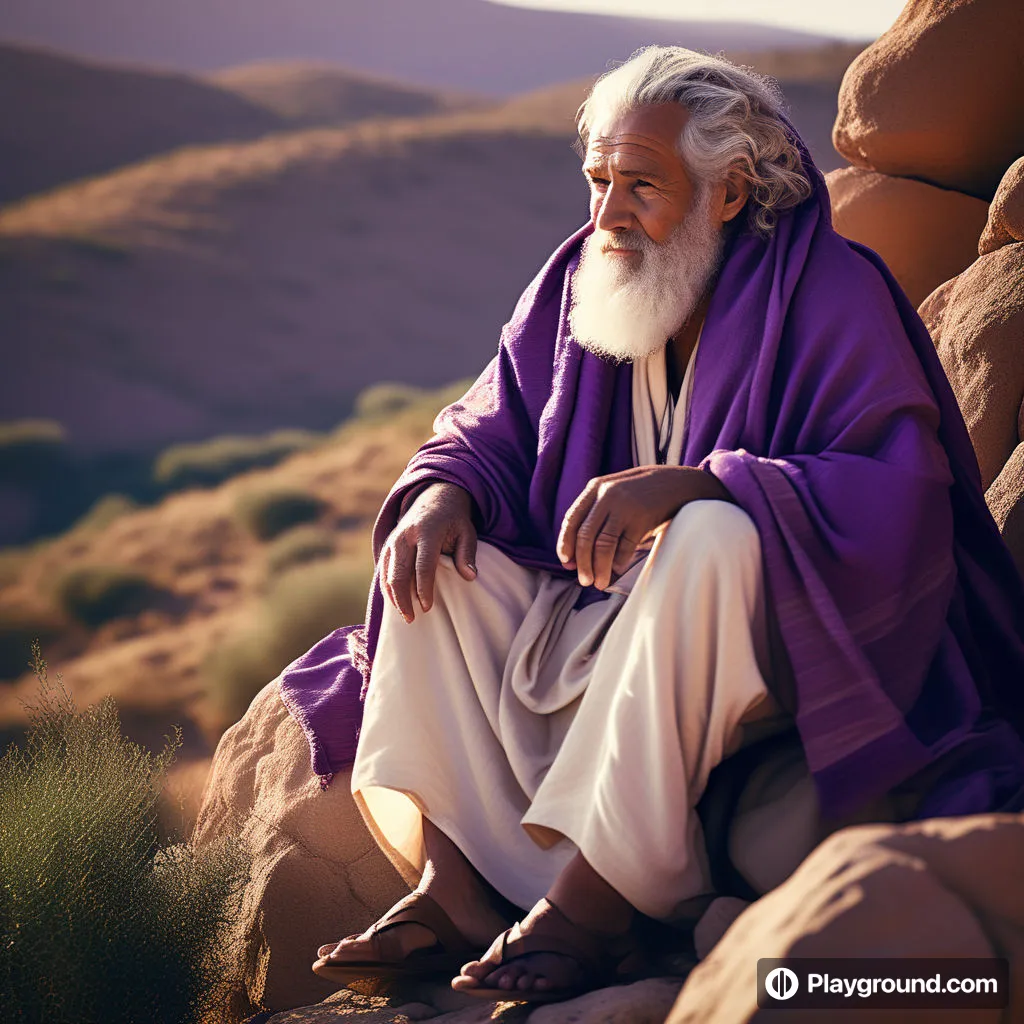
[
  {"left": 233, "top": 486, "right": 326, "bottom": 542},
  {"left": 204, "top": 557, "right": 371, "bottom": 725},
  {"left": 0, "top": 643, "right": 249, "bottom": 1023},
  {"left": 53, "top": 564, "right": 158, "bottom": 627},
  {"left": 264, "top": 524, "right": 336, "bottom": 578},
  {"left": 154, "top": 429, "right": 321, "bottom": 492}
]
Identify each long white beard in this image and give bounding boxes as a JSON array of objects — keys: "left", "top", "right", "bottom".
[{"left": 568, "top": 187, "right": 725, "bottom": 363}]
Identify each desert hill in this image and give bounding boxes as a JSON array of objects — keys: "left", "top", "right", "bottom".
[
  {"left": 0, "top": 42, "right": 285, "bottom": 204},
  {"left": 0, "top": 0, "right": 832, "bottom": 92},
  {"left": 0, "top": 109, "right": 590, "bottom": 454},
  {"left": 209, "top": 61, "right": 480, "bottom": 128}
]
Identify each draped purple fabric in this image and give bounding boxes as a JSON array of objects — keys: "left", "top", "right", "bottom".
[{"left": 279, "top": 127, "right": 1024, "bottom": 819}]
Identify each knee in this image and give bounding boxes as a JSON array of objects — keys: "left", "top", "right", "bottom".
[{"left": 658, "top": 499, "right": 762, "bottom": 576}]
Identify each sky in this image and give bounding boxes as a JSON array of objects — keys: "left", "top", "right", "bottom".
[{"left": 495, "top": 0, "right": 907, "bottom": 41}]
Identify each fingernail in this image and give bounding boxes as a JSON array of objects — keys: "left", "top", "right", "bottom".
[{"left": 467, "top": 563, "right": 477, "bottom": 575}]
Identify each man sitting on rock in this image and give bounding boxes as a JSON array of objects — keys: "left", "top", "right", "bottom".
[{"left": 284, "top": 45, "right": 1024, "bottom": 1002}]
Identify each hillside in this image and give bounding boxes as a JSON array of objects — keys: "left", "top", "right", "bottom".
[
  {"left": 209, "top": 61, "right": 480, "bottom": 128},
  {"left": 0, "top": 0, "right": 833, "bottom": 92},
  {"left": 0, "top": 109, "right": 589, "bottom": 454},
  {"left": 0, "top": 42, "right": 284, "bottom": 204}
]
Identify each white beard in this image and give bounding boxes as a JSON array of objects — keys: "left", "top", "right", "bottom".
[{"left": 568, "top": 187, "right": 725, "bottom": 363}]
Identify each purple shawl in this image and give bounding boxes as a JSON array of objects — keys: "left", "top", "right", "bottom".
[{"left": 280, "top": 134, "right": 1024, "bottom": 820}]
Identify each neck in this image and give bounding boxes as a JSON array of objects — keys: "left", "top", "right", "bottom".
[{"left": 666, "top": 283, "right": 713, "bottom": 395}]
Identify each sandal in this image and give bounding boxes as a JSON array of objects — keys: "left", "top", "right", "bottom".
[
  {"left": 451, "top": 898, "right": 640, "bottom": 1004},
  {"left": 312, "top": 891, "right": 481, "bottom": 983}
]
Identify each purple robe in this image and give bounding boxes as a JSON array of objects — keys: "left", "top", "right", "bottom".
[{"left": 280, "top": 128, "right": 1024, "bottom": 820}]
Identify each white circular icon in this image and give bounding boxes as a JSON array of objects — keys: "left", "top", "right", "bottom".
[{"left": 765, "top": 967, "right": 800, "bottom": 1000}]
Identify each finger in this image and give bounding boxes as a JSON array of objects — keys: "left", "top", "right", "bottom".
[
  {"left": 386, "top": 538, "right": 417, "bottom": 622},
  {"left": 573, "top": 506, "right": 609, "bottom": 588},
  {"left": 557, "top": 481, "right": 599, "bottom": 566},
  {"left": 611, "top": 533, "right": 640, "bottom": 576},
  {"left": 379, "top": 545, "right": 398, "bottom": 612},
  {"left": 414, "top": 534, "right": 443, "bottom": 613},
  {"left": 590, "top": 519, "right": 624, "bottom": 591},
  {"left": 453, "top": 525, "right": 478, "bottom": 582}
]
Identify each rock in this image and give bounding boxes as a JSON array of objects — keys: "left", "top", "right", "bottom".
[
  {"left": 833, "top": 0, "right": 1024, "bottom": 199},
  {"left": 985, "top": 443, "right": 1024, "bottom": 577},
  {"left": 667, "top": 814, "right": 1024, "bottom": 1023},
  {"left": 980, "top": 156, "right": 1024, "bottom": 256},
  {"left": 192, "top": 678, "right": 408, "bottom": 1015},
  {"left": 825, "top": 166, "right": 989, "bottom": 307}
]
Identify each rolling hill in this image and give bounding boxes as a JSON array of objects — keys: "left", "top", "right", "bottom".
[{"left": 0, "top": 0, "right": 834, "bottom": 93}]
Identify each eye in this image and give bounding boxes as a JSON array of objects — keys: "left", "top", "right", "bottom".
[
  {"left": 586, "top": 173, "right": 610, "bottom": 189},
  {"left": 634, "top": 179, "right": 655, "bottom": 190}
]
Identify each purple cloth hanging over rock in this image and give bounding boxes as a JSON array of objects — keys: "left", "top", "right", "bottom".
[{"left": 279, "top": 127, "right": 1024, "bottom": 820}]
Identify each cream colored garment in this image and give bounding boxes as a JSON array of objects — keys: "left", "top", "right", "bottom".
[{"left": 351, "top": 335, "right": 780, "bottom": 919}]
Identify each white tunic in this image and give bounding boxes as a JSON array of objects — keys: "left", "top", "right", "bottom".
[{"left": 350, "top": 333, "right": 798, "bottom": 920}]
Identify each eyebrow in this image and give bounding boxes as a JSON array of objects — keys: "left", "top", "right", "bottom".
[{"left": 583, "top": 163, "right": 665, "bottom": 183}]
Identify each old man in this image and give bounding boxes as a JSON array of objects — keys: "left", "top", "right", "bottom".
[{"left": 281, "top": 46, "right": 1024, "bottom": 1001}]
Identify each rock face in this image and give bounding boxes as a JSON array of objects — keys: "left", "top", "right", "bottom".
[
  {"left": 668, "top": 814, "right": 1024, "bottom": 1024},
  {"left": 826, "top": 166, "right": 989, "bottom": 306},
  {"left": 919, "top": 160, "right": 1024, "bottom": 505},
  {"left": 833, "top": 0, "right": 1024, "bottom": 199},
  {"left": 192, "top": 678, "right": 408, "bottom": 1016}
]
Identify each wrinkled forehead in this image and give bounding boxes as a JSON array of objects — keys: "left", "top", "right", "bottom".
[{"left": 584, "top": 102, "right": 691, "bottom": 173}]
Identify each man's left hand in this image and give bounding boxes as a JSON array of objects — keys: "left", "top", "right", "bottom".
[{"left": 557, "top": 466, "right": 733, "bottom": 590}]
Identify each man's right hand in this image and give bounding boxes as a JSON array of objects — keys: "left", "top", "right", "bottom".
[{"left": 381, "top": 482, "right": 478, "bottom": 622}]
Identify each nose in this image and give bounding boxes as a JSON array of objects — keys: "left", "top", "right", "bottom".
[{"left": 593, "top": 181, "right": 633, "bottom": 234}]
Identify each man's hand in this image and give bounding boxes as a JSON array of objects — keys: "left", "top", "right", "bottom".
[
  {"left": 381, "top": 482, "right": 478, "bottom": 622},
  {"left": 557, "top": 466, "right": 732, "bottom": 591}
]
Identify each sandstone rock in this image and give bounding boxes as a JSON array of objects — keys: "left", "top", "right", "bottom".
[
  {"left": 833, "top": 0, "right": 1024, "bottom": 199},
  {"left": 668, "top": 814, "right": 1024, "bottom": 1023},
  {"left": 193, "top": 678, "right": 408, "bottom": 1015},
  {"left": 826, "top": 166, "right": 988, "bottom": 306},
  {"left": 979, "top": 156, "right": 1024, "bottom": 256},
  {"left": 918, "top": 244, "right": 1024, "bottom": 492},
  {"left": 985, "top": 443, "right": 1024, "bottom": 577}
]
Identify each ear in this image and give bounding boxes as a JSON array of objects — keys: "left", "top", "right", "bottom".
[{"left": 719, "top": 164, "right": 750, "bottom": 224}]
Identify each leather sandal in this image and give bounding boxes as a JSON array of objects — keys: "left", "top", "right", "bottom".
[
  {"left": 312, "top": 891, "right": 481, "bottom": 983},
  {"left": 451, "top": 898, "right": 640, "bottom": 1003}
]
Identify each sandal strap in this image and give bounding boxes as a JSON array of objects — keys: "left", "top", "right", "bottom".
[{"left": 365, "top": 891, "right": 475, "bottom": 961}]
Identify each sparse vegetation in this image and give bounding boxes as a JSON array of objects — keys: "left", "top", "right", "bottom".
[
  {"left": 264, "top": 524, "right": 336, "bottom": 578},
  {"left": 354, "top": 381, "right": 429, "bottom": 419},
  {"left": 204, "top": 556, "right": 371, "bottom": 725},
  {"left": 53, "top": 564, "right": 159, "bottom": 627},
  {"left": 233, "top": 486, "right": 326, "bottom": 541},
  {"left": 69, "top": 492, "right": 139, "bottom": 534},
  {"left": 0, "top": 644, "right": 249, "bottom": 1023},
  {"left": 153, "top": 428, "right": 323, "bottom": 492}
]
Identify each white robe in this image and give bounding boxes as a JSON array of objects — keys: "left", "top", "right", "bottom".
[{"left": 350, "top": 335, "right": 817, "bottom": 920}]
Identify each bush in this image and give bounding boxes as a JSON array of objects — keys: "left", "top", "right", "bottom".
[
  {"left": 0, "top": 606, "right": 63, "bottom": 680},
  {"left": 153, "top": 429, "right": 322, "bottom": 492},
  {"left": 353, "top": 381, "right": 428, "bottom": 420},
  {"left": 204, "top": 557, "right": 371, "bottom": 725},
  {"left": 53, "top": 564, "right": 158, "bottom": 627},
  {"left": 264, "top": 525, "right": 336, "bottom": 578},
  {"left": 233, "top": 487, "right": 326, "bottom": 541},
  {"left": 0, "top": 644, "right": 249, "bottom": 1023},
  {"left": 69, "top": 493, "right": 139, "bottom": 534}
]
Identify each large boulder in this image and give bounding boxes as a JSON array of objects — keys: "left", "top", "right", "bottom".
[
  {"left": 919, "top": 159, "right": 1024, "bottom": 494},
  {"left": 668, "top": 814, "right": 1024, "bottom": 1023},
  {"left": 193, "top": 678, "right": 408, "bottom": 1016},
  {"left": 826, "top": 166, "right": 989, "bottom": 306},
  {"left": 833, "top": 0, "right": 1024, "bottom": 199}
]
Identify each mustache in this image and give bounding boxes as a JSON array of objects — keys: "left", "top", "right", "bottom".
[{"left": 596, "top": 229, "right": 657, "bottom": 255}]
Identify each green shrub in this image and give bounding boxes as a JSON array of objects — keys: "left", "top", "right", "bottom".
[
  {"left": 264, "top": 525, "right": 336, "bottom": 578},
  {"left": 353, "top": 381, "right": 428, "bottom": 420},
  {"left": 0, "top": 644, "right": 249, "bottom": 1023},
  {"left": 204, "top": 557, "right": 371, "bottom": 725},
  {"left": 69, "top": 493, "right": 139, "bottom": 534},
  {"left": 0, "top": 607, "right": 63, "bottom": 680},
  {"left": 153, "top": 429, "right": 321, "bottom": 492},
  {"left": 53, "top": 564, "right": 158, "bottom": 627},
  {"left": 233, "top": 487, "right": 326, "bottom": 541}
]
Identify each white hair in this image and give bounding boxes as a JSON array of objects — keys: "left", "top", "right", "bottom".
[{"left": 576, "top": 46, "right": 813, "bottom": 237}]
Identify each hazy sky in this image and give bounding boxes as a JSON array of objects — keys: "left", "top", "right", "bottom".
[{"left": 495, "top": 0, "right": 906, "bottom": 40}]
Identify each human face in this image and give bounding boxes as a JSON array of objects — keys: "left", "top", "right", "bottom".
[{"left": 582, "top": 102, "right": 697, "bottom": 259}]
